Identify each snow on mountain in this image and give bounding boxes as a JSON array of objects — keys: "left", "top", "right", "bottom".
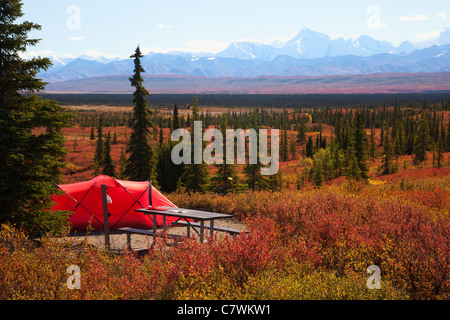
[
  {"left": 437, "top": 28, "right": 450, "bottom": 45},
  {"left": 218, "top": 41, "right": 275, "bottom": 61},
  {"left": 78, "top": 54, "right": 121, "bottom": 64},
  {"left": 217, "top": 28, "right": 401, "bottom": 61},
  {"left": 37, "top": 28, "right": 450, "bottom": 81},
  {"left": 391, "top": 41, "right": 417, "bottom": 55}
]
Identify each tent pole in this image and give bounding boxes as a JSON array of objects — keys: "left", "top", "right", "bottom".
[
  {"left": 149, "top": 179, "right": 153, "bottom": 207},
  {"left": 101, "top": 184, "right": 111, "bottom": 251}
]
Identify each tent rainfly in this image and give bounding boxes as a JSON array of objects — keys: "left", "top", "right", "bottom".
[{"left": 51, "top": 175, "right": 178, "bottom": 231}]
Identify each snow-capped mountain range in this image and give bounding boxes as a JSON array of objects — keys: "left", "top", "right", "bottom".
[{"left": 39, "top": 27, "right": 450, "bottom": 82}]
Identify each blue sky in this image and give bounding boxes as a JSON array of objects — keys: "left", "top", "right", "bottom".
[{"left": 22, "top": 0, "right": 450, "bottom": 59}]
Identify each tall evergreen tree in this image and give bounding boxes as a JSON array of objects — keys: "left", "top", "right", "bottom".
[
  {"left": 312, "top": 151, "right": 326, "bottom": 187},
  {"left": 90, "top": 124, "right": 95, "bottom": 140},
  {"left": 396, "top": 121, "right": 406, "bottom": 156},
  {"left": 94, "top": 116, "right": 104, "bottom": 166},
  {"left": 436, "top": 131, "right": 444, "bottom": 169},
  {"left": 268, "top": 170, "right": 283, "bottom": 191},
  {"left": 381, "top": 124, "right": 395, "bottom": 175},
  {"left": 290, "top": 138, "right": 297, "bottom": 160},
  {"left": 172, "top": 104, "right": 180, "bottom": 131},
  {"left": 243, "top": 109, "right": 269, "bottom": 191},
  {"left": 413, "top": 114, "right": 431, "bottom": 165},
  {"left": 280, "top": 128, "right": 289, "bottom": 162},
  {"left": 112, "top": 131, "right": 118, "bottom": 145},
  {"left": 155, "top": 103, "right": 185, "bottom": 192},
  {"left": 349, "top": 111, "right": 369, "bottom": 180},
  {"left": 102, "top": 132, "right": 116, "bottom": 177},
  {"left": 345, "top": 153, "right": 362, "bottom": 180},
  {"left": 446, "top": 120, "right": 450, "bottom": 152},
  {"left": 209, "top": 115, "right": 241, "bottom": 194},
  {"left": 369, "top": 126, "right": 377, "bottom": 161},
  {"left": 296, "top": 121, "right": 306, "bottom": 144},
  {"left": 179, "top": 95, "right": 209, "bottom": 193},
  {"left": 0, "top": 0, "right": 72, "bottom": 235},
  {"left": 305, "top": 136, "right": 314, "bottom": 158},
  {"left": 156, "top": 140, "right": 178, "bottom": 192},
  {"left": 118, "top": 148, "right": 127, "bottom": 179},
  {"left": 124, "top": 47, "right": 157, "bottom": 183}
]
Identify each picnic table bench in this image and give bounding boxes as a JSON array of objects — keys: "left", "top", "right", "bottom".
[
  {"left": 118, "top": 227, "right": 186, "bottom": 250},
  {"left": 173, "top": 220, "right": 248, "bottom": 237}
]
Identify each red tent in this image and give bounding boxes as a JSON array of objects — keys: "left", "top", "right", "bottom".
[{"left": 51, "top": 175, "right": 178, "bottom": 231}]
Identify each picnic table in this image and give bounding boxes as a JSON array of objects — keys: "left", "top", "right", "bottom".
[{"left": 135, "top": 206, "right": 236, "bottom": 243}]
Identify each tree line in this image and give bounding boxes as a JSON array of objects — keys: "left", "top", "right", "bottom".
[{"left": 41, "top": 93, "right": 450, "bottom": 110}]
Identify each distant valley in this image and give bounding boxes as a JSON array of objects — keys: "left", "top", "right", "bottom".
[{"left": 45, "top": 72, "right": 450, "bottom": 94}]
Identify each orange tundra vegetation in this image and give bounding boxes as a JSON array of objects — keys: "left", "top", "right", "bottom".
[
  {"left": 5, "top": 106, "right": 449, "bottom": 300},
  {"left": 1, "top": 168, "right": 449, "bottom": 300}
]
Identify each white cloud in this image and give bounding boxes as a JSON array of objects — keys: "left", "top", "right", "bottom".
[
  {"left": 368, "top": 21, "right": 388, "bottom": 30},
  {"left": 61, "top": 53, "right": 76, "bottom": 59},
  {"left": 82, "top": 49, "right": 120, "bottom": 60},
  {"left": 414, "top": 29, "right": 442, "bottom": 42},
  {"left": 437, "top": 11, "right": 448, "bottom": 19},
  {"left": 157, "top": 24, "right": 173, "bottom": 29},
  {"left": 141, "top": 39, "right": 229, "bottom": 54},
  {"left": 69, "top": 35, "right": 87, "bottom": 41},
  {"left": 19, "top": 50, "right": 57, "bottom": 59},
  {"left": 186, "top": 39, "right": 229, "bottom": 53},
  {"left": 329, "top": 33, "right": 361, "bottom": 41},
  {"left": 399, "top": 14, "right": 430, "bottom": 22},
  {"left": 141, "top": 46, "right": 187, "bottom": 54}
]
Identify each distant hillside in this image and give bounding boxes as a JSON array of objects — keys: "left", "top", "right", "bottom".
[{"left": 44, "top": 72, "right": 450, "bottom": 94}]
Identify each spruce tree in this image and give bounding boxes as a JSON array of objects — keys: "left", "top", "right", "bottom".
[
  {"left": 436, "top": 131, "right": 444, "bottom": 169},
  {"left": 381, "top": 124, "right": 395, "bottom": 175},
  {"left": 156, "top": 140, "right": 176, "bottom": 192},
  {"left": 94, "top": 116, "right": 104, "bottom": 166},
  {"left": 320, "top": 133, "right": 327, "bottom": 149},
  {"left": 112, "top": 131, "right": 118, "bottom": 145},
  {"left": 243, "top": 109, "right": 269, "bottom": 191},
  {"left": 102, "top": 132, "right": 116, "bottom": 177},
  {"left": 124, "top": 47, "right": 158, "bottom": 183},
  {"left": 155, "top": 104, "right": 184, "bottom": 191},
  {"left": 0, "top": 0, "right": 72, "bottom": 235},
  {"left": 349, "top": 111, "right": 369, "bottom": 180},
  {"left": 172, "top": 104, "right": 180, "bottom": 131},
  {"left": 305, "top": 136, "right": 314, "bottom": 158},
  {"left": 179, "top": 95, "right": 209, "bottom": 193},
  {"left": 268, "top": 170, "right": 283, "bottom": 191},
  {"left": 90, "top": 124, "right": 95, "bottom": 140},
  {"left": 413, "top": 114, "right": 431, "bottom": 165},
  {"left": 280, "top": 128, "right": 289, "bottom": 162},
  {"left": 73, "top": 137, "right": 78, "bottom": 153},
  {"left": 158, "top": 126, "right": 164, "bottom": 148},
  {"left": 345, "top": 153, "right": 362, "bottom": 180},
  {"left": 209, "top": 115, "right": 240, "bottom": 194},
  {"left": 369, "top": 126, "right": 377, "bottom": 161},
  {"left": 290, "top": 138, "right": 297, "bottom": 160},
  {"left": 118, "top": 148, "right": 127, "bottom": 180},
  {"left": 312, "top": 152, "right": 325, "bottom": 187},
  {"left": 297, "top": 121, "right": 306, "bottom": 144},
  {"left": 446, "top": 120, "right": 450, "bottom": 152},
  {"left": 156, "top": 113, "right": 184, "bottom": 193}
]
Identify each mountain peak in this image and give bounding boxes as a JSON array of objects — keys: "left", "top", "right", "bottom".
[{"left": 291, "top": 27, "right": 328, "bottom": 40}]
